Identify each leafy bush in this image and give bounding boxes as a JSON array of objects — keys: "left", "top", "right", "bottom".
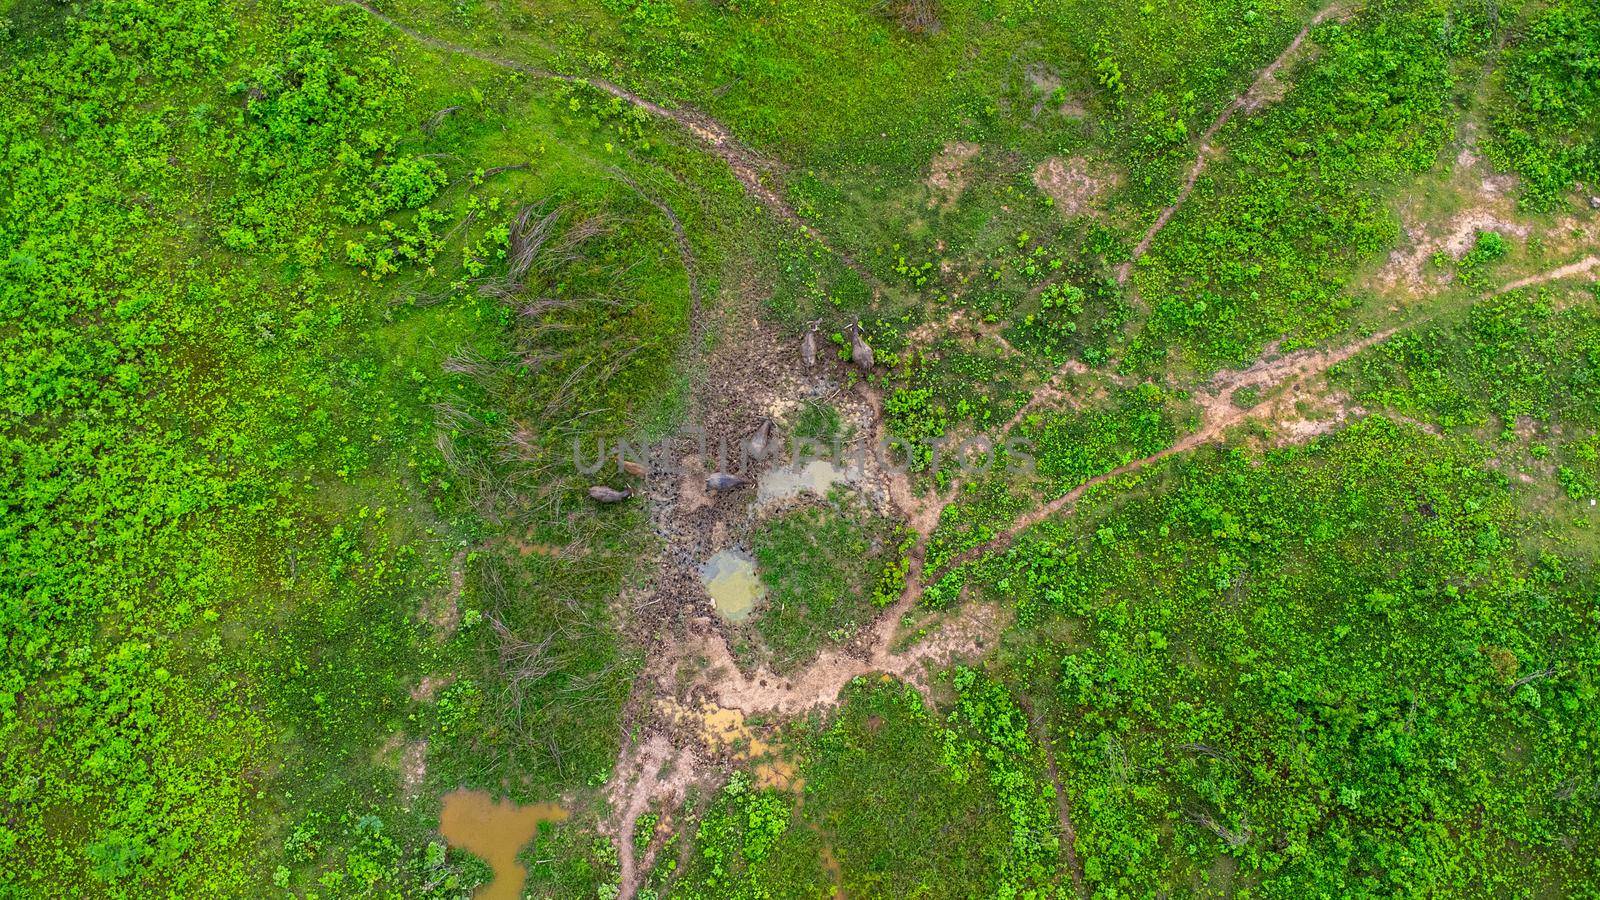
[{"left": 1487, "top": 0, "right": 1600, "bottom": 209}]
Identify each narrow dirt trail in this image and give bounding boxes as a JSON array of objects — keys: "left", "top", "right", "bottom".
[
  {"left": 663, "top": 328, "right": 1401, "bottom": 722},
  {"left": 1041, "top": 734, "right": 1087, "bottom": 896},
  {"left": 341, "top": 0, "right": 888, "bottom": 294},
  {"left": 1493, "top": 255, "right": 1600, "bottom": 297},
  {"left": 926, "top": 330, "right": 1392, "bottom": 582},
  {"left": 996, "top": 358, "right": 1131, "bottom": 439},
  {"left": 1012, "top": 693, "right": 1087, "bottom": 895},
  {"left": 927, "top": 251, "right": 1598, "bottom": 588},
  {"left": 623, "top": 247, "right": 1596, "bottom": 891},
  {"left": 1114, "top": 1, "right": 1353, "bottom": 287}
]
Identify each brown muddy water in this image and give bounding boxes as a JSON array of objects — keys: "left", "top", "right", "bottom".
[
  {"left": 656, "top": 697, "right": 799, "bottom": 790},
  {"left": 438, "top": 789, "right": 568, "bottom": 900}
]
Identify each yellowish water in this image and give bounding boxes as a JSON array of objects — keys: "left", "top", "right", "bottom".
[
  {"left": 656, "top": 698, "right": 799, "bottom": 789},
  {"left": 755, "top": 459, "right": 853, "bottom": 506},
  {"left": 438, "top": 789, "right": 568, "bottom": 900},
  {"left": 699, "top": 549, "right": 765, "bottom": 622}
]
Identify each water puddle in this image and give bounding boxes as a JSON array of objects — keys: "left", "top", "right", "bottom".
[
  {"left": 657, "top": 698, "right": 799, "bottom": 789},
  {"left": 755, "top": 458, "right": 857, "bottom": 506},
  {"left": 438, "top": 789, "right": 568, "bottom": 900},
  {"left": 699, "top": 549, "right": 765, "bottom": 623}
]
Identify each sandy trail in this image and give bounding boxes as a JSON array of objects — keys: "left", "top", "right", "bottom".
[
  {"left": 1493, "top": 255, "right": 1600, "bottom": 297},
  {"left": 341, "top": 0, "right": 887, "bottom": 294},
  {"left": 677, "top": 593, "right": 1004, "bottom": 716},
  {"left": 606, "top": 330, "right": 1392, "bottom": 895},
  {"left": 926, "top": 331, "right": 1392, "bottom": 582},
  {"left": 926, "top": 249, "right": 1599, "bottom": 586},
  {"left": 1115, "top": 1, "right": 1353, "bottom": 287},
  {"left": 1008, "top": 88, "right": 1369, "bottom": 436},
  {"left": 1043, "top": 735, "right": 1086, "bottom": 895},
  {"left": 606, "top": 733, "right": 696, "bottom": 896}
]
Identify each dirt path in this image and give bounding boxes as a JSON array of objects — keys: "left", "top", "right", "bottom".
[
  {"left": 341, "top": 0, "right": 887, "bottom": 295},
  {"left": 996, "top": 358, "right": 1133, "bottom": 438},
  {"left": 925, "top": 249, "right": 1599, "bottom": 589},
  {"left": 1041, "top": 733, "right": 1086, "bottom": 896},
  {"left": 607, "top": 733, "right": 696, "bottom": 897},
  {"left": 1114, "top": 1, "right": 1353, "bottom": 287},
  {"left": 606, "top": 325, "right": 1394, "bottom": 898},
  {"left": 678, "top": 595, "right": 1004, "bottom": 716},
  {"left": 1493, "top": 255, "right": 1600, "bottom": 297},
  {"left": 927, "top": 330, "right": 1392, "bottom": 582}
]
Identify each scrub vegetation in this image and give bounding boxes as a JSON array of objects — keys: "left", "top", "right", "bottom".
[{"left": 4, "top": 0, "right": 1598, "bottom": 897}]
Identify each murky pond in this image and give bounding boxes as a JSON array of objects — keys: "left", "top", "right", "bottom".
[
  {"left": 438, "top": 789, "right": 568, "bottom": 900},
  {"left": 755, "top": 458, "right": 855, "bottom": 506},
  {"left": 699, "top": 548, "right": 766, "bottom": 623}
]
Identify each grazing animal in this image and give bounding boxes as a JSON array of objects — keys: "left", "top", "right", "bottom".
[
  {"left": 747, "top": 419, "right": 774, "bottom": 459},
  {"left": 705, "top": 472, "right": 748, "bottom": 492},
  {"left": 801, "top": 321, "right": 820, "bottom": 367},
  {"left": 621, "top": 459, "right": 647, "bottom": 477},
  {"left": 587, "top": 485, "right": 632, "bottom": 503},
  {"left": 846, "top": 322, "right": 875, "bottom": 370}
]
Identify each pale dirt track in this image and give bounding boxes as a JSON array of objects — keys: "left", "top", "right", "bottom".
[
  {"left": 1115, "top": 0, "right": 1356, "bottom": 288},
  {"left": 342, "top": 0, "right": 887, "bottom": 295}
]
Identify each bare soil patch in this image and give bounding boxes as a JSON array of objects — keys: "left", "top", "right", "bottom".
[
  {"left": 927, "top": 141, "right": 982, "bottom": 211},
  {"left": 1032, "top": 156, "right": 1119, "bottom": 218},
  {"left": 1376, "top": 193, "right": 1531, "bottom": 298},
  {"left": 410, "top": 674, "right": 454, "bottom": 702},
  {"left": 378, "top": 736, "right": 428, "bottom": 804}
]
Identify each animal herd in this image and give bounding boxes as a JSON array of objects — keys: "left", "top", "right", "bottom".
[{"left": 588, "top": 322, "right": 874, "bottom": 502}]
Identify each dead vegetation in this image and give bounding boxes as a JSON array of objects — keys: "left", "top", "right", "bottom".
[{"left": 881, "top": 0, "right": 942, "bottom": 35}]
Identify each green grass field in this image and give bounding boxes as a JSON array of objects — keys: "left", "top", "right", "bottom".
[{"left": 3, "top": 0, "right": 1597, "bottom": 896}]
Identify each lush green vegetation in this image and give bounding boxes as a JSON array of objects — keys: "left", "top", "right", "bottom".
[
  {"left": 749, "top": 500, "right": 894, "bottom": 671},
  {"left": 664, "top": 678, "right": 1061, "bottom": 898},
  {"left": 1, "top": 0, "right": 706, "bottom": 892},
  {"left": 7, "top": 0, "right": 1600, "bottom": 895},
  {"left": 1128, "top": 0, "right": 1503, "bottom": 371},
  {"left": 1488, "top": 0, "right": 1600, "bottom": 209},
  {"left": 989, "top": 418, "right": 1599, "bottom": 893}
]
